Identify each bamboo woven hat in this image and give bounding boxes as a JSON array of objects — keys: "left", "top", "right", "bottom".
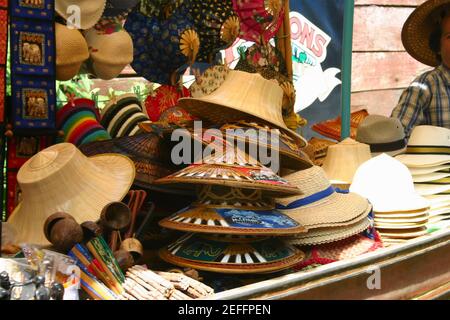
[
  {"left": 395, "top": 125, "right": 450, "bottom": 168},
  {"left": 402, "top": 0, "right": 450, "bottom": 66},
  {"left": 356, "top": 115, "right": 407, "bottom": 157},
  {"left": 321, "top": 138, "right": 371, "bottom": 186},
  {"left": 7, "top": 143, "right": 135, "bottom": 246},
  {"left": 55, "top": 0, "right": 107, "bottom": 30},
  {"left": 159, "top": 233, "right": 305, "bottom": 274},
  {"left": 286, "top": 216, "right": 371, "bottom": 246},
  {"left": 350, "top": 154, "right": 430, "bottom": 213},
  {"left": 275, "top": 166, "right": 371, "bottom": 228},
  {"left": 154, "top": 147, "right": 302, "bottom": 197},
  {"left": 55, "top": 23, "right": 89, "bottom": 81},
  {"left": 159, "top": 185, "right": 307, "bottom": 236},
  {"left": 178, "top": 70, "right": 307, "bottom": 147}
]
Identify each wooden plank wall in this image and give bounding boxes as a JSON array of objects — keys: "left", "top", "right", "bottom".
[{"left": 351, "top": 0, "right": 430, "bottom": 116}]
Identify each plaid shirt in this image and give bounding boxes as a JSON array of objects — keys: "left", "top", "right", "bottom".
[{"left": 391, "top": 64, "right": 450, "bottom": 138}]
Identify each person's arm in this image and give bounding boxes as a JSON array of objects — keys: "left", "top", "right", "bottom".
[{"left": 391, "top": 75, "right": 432, "bottom": 138}]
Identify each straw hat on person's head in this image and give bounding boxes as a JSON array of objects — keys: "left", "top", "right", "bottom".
[
  {"left": 275, "top": 166, "right": 370, "bottom": 228},
  {"left": 84, "top": 28, "right": 133, "bottom": 80},
  {"left": 7, "top": 143, "right": 135, "bottom": 246},
  {"left": 321, "top": 138, "right": 371, "bottom": 186},
  {"left": 350, "top": 154, "right": 430, "bottom": 213},
  {"left": 55, "top": 23, "right": 89, "bottom": 81},
  {"left": 356, "top": 115, "right": 407, "bottom": 157},
  {"left": 402, "top": 0, "right": 450, "bottom": 66},
  {"left": 178, "top": 70, "right": 307, "bottom": 148},
  {"left": 55, "top": 0, "right": 107, "bottom": 30},
  {"left": 395, "top": 125, "right": 450, "bottom": 167}
]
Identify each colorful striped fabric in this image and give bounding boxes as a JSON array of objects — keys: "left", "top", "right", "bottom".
[
  {"left": 101, "top": 93, "right": 151, "bottom": 138},
  {"left": 57, "top": 98, "right": 111, "bottom": 146}
]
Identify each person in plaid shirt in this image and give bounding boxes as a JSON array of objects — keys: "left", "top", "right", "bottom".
[{"left": 391, "top": 0, "right": 450, "bottom": 138}]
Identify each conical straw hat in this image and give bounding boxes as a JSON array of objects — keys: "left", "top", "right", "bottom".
[
  {"left": 7, "top": 143, "right": 135, "bottom": 246},
  {"left": 178, "top": 70, "right": 307, "bottom": 147},
  {"left": 55, "top": 0, "right": 107, "bottom": 30},
  {"left": 322, "top": 138, "right": 371, "bottom": 185}
]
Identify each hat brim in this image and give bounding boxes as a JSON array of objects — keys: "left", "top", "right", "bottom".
[
  {"left": 401, "top": 0, "right": 450, "bottom": 66},
  {"left": 395, "top": 154, "right": 450, "bottom": 167},
  {"left": 378, "top": 227, "right": 428, "bottom": 239},
  {"left": 370, "top": 193, "right": 429, "bottom": 212},
  {"left": 276, "top": 192, "right": 370, "bottom": 228},
  {"left": 409, "top": 164, "right": 450, "bottom": 175},
  {"left": 414, "top": 183, "right": 450, "bottom": 196},
  {"left": 8, "top": 153, "right": 134, "bottom": 245},
  {"left": 178, "top": 97, "right": 307, "bottom": 148},
  {"left": 412, "top": 171, "right": 450, "bottom": 182}
]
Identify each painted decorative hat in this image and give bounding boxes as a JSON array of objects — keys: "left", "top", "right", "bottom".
[
  {"left": 84, "top": 27, "right": 134, "bottom": 80},
  {"left": 100, "top": 93, "right": 151, "bottom": 138},
  {"left": 124, "top": 5, "right": 200, "bottom": 85},
  {"left": 187, "top": 0, "right": 240, "bottom": 62},
  {"left": 189, "top": 65, "right": 230, "bottom": 98},
  {"left": 56, "top": 98, "right": 111, "bottom": 146},
  {"left": 312, "top": 109, "right": 370, "bottom": 141},
  {"left": 145, "top": 84, "right": 191, "bottom": 122},
  {"left": 159, "top": 233, "right": 305, "bottom": 274},
  {"left": 55, "top": 23, "right": 89, "bottom": 81},
  {"left": 154, "top": 146, "right": 302, "bottom": 197},
  {"left": 159, "top": 185, "right": 307, "bottom": 235},
  {"left": 232, "top": 0, "right": 285, "bottom": 43},
  {"left": 79, "top": 132, "right": 181, "bottom": 193}
]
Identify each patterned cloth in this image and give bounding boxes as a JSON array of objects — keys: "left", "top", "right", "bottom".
[{"left": 391, "top": 64, "right": 450, "bottom": 138}]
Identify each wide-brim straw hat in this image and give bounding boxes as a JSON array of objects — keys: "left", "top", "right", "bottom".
[
  {"left": 159, "top": 233, "right": 305, "bottom": 274},
  {"left": 350, "top": 154, "right": 430, "bottom": 212},
  {"left": 414, "top": 183, "right": 450, "bottom": 196},
  {"left": 55, "top": 0, "right": 107, "bottom": 30},
  {"left": 55, "top": 23, "right": 89, "bottom": 81},
  {"left": 321, "top": 138, "right": 372, "bottom": 185},
  {"left": 412, "top": 171, "right": 450, "bottom": 182},
  {"left": 409, "top": 165, "right": 450, "bottom": 175},
  {"left": 178, "top": 70, "right": 307, "bottom": 147},
  {"left": 276, "top": 166, "right": 371, "bottom": 228},
  {"left": 378, "top": 227, "right": 428, "bottom": 239},
  {"left": 7, "top": 143, "right": 135, "bottom": 245},
  {"left": 286, "top": 216, "right": 371, "bottom": 246},
  {"left": 154, "top": 147, "right": 302, "bottom": 198},
  {"left": 402, "top": 0, "right": 450, "bottom": 66}
]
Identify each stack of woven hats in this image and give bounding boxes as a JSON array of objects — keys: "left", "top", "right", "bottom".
[
  {"left": 351, "top": 154, "right": 430, "bottom": 246},
  {"left": 395, "top": 126, "right": 450, "bottom": 233}
]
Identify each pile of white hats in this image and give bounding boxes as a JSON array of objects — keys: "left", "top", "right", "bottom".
[
  {"left": 395, "top": 126, "right": 450, "bottom": 232},
  {"left": 350, "top": 154, "right": 430, "bottom": 246}
]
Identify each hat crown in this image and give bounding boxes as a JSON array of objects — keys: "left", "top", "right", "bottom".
[
  {"left": 282, "top": 166, "right": 330, "bottom": 198},
  {"left": 356, "top": 115, "right": 405, "bottom": 144},
  {"left": 408, "top": 125, "right": 450, "bottom": 146},
  {"left": 29, "top": 149, "right": 60, "bottom": 170}
]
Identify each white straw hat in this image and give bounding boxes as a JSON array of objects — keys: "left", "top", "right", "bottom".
[
  {"left": 350, "top": 154, "right": 429, "bottom": 212},
  {"left": 321, "top": 138, "right": 371, "bottom": 185},
  {"left": 55, "top": 0, "right": 107, "bottom": 30},
  {"left": 276, "top": 166, "right": 370, "bottom": 228},
  {"left": 409, "top": 165, "right": 450, "bottom": 175},
  {"left": 412, "top": 171, "right": 450, "bottom": 182},
  {"left": 395, "top": 125, "right": 450, "bottom": 168},
  {"left": 7, "top": 143, "right": 135, "bottom": 246},
  {"left": 414, "top": 183, "right": 450, "bottom": 196}
]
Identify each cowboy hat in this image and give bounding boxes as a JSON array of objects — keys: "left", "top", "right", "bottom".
[
  {"left": 7, "top": 143, "right": 135, "bottom": 245},
  {"left": 276, "top": 166, "right": 371, "bottom": 228},
  {"left": 178, "top": 70, "right": 307, "bottom": 147},
  {"left": 321, "top": 138, "right": 372, "bottom": 186},
  {"left": 356, "top": 115, "right": 407, "bottom": 156},
  {"left": 395, "top": 125, "right": 450, "bottom": 167},
  {"left": 350, "top": 154, "right": 430, "bottom": 212},
  {"left": 402, "top": 0, "right": 450, "bottom": 66},
  {"left": 55, "top": 0, "right": 107, "bottom": 30}
]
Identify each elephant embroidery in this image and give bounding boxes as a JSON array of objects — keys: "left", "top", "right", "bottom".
[
  {"left": 20, "top": 33, "right": 44, "bottom": 66},
  {"left": 23, "top": 90, "right": 48, "bottom": 119},
  {"left": 17, "top": 137, "right": 38, "bottom": 157}
]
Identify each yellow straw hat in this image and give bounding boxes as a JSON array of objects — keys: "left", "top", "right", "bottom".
[
  {"left": 7, "top": 143, "right": 135, "bottom": 246},
  {"left": 402, "top": 0, "right": 450, "bottom": 66}
]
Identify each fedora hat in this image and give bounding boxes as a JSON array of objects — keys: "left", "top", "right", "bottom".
[
  {"left": 321, "top": 138, "right": 372, "bottom": 186},
  {"left": 154, "top": 147, "right": 302, "bottom": 198},
  {"left": 356, "top": 115, "right": 407, "bottom": 156},
  {"left": 101, "top": 93, "right": 151, "bottom": 138},
  {"left": 159, "top": 185, "right": 307, "bottom": 236},
  {"left": 159, "top": 233, "right": 305, "bottom": 274},
  {"left": 55, "top": 23, "right": 89, "bottom": 81},
  {"left": 56, "top": 98, "right": 111, "bottom": 146},
  {"left": 84, "top": 27, "right": 133, "bottom": 80},
  {"left": 178, "top": 70, "right": 307, "bottom": 147},
  {"left": 350, "top": 154, "right": 430, "bottom": 212},
  {"left": 276, "top": 166, "right": 371, "bottom": 229},
  {"left": 396, "top": 126, "right": 450, "bottom": 167},
  {"left": 55, "top": 0, "right": 107, "bottom": 30},
  {"left": 7, "top": 143, "right": 135, "bottom": 245},
  {"left": 402, "top": 0, "right": 450, "bottom": 66}
]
